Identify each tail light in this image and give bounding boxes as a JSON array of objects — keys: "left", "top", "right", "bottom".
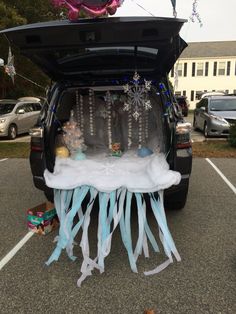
[
  {"left": 29, "top": 127, "right": 44, "bottom": 152},
  {"left": 176, "top": 122, "right": 192, "bottom": 149},
  {"left": 29, "top": 127, "right": 43, "bottom": 138}
]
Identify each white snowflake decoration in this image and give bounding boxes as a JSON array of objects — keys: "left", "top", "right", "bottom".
[
  {"left": 123, "top": 72, "right": 152, "bottom": 121},
  {"left": 98, "top": 106, "right": 109, "bottom": 119}
]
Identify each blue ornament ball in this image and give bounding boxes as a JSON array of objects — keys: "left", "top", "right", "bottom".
[{"left": 137, "top": 147, "right": 153, "bottom": 158}]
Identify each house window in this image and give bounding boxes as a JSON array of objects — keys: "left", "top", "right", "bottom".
[
  {"left": 225, "top": 90, "right": 229, "bottom": 94},
  {"left": 218, "top": 62, "right": 226, "bottom": 75},
  {"left": 213, "top": 62, "right": 217, "bottom": 76},
  {"left": 197, "top": 62, "right": 204, "bottom": 76},
  {"left": 227, "top": 61, "right": 231, "bottom": 76},
  {"left": 191, "top": 90, "right": 195, "bottom": 101},
  {"left": 205, "top": 62, "right": 209, "bottom": 76},
  {"left": 183, "top": 90, "right": 186, "bottom": 96},
  {"left": 184, "top": 63, "right": 187, "bottom": 77},
  {"left": 170, "top": 67, "right": 174, "bottom": 77},
  {"left": 175, "top": 91, "right": 181, "bottom": 97},
  {"left": 192, "top": 62, "right": 196, "bottom": 76},
  {"left": 176, "top": 63, "right": 183, "bottom": 77}
]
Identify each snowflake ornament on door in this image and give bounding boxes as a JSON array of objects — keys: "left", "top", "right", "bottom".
[{"left": 123, "top": 72, "right": 152, "bottom": 121}]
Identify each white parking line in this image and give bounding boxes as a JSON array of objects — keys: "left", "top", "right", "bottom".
[
  {"left": 206, "top": 158, "right": 236, "bottom": 195},
  {"left": 0, "top": 232, "right": 34, "bottom": 271},
  {"left": 0, "top": 158, "right": 8, "bottom": 162}
]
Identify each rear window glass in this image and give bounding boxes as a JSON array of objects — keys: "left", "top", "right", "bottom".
[
  {"left": 0, "top": 103, "right": 15, "bottom": 114},
  {"left": 55, "top": 46, "right": 158, "bottom": 64},
  {"left": 210, "top": 98, "right": 236, "bottom": 111}
]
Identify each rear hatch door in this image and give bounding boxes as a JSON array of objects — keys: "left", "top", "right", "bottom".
[{"left": 0, "top": 17, "right": 187, "bottom": 81}]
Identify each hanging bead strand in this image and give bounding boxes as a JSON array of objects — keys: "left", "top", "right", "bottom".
[
  {"left": 145, "top": 109, "right": 149, "bottom": 140},
  {"left": 106, "top": 91, "right": 112, "bottom": 150},
  {"left": 92, "top": 88, "right": 96, "bottom": 136},
  {"left": 75, "top": 90, "right": 80, "bottom": 129},
  {"left": 138, "top": 109, "right": 143, "bottom": 149},
  {"left": 80, "top": 94, "right": 84, "bottom": 135},
  {"left": 89, "top": 89, "right": 94, "bottom": 136},
  {"left": 128, "top": 109, "right": 132, "bottom": 150}
]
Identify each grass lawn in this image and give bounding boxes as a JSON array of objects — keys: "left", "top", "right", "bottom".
[
  {"left": 0, "top": 141, "right": 236, "bottom": 159},
  {"left": 192, "top": 140, "right": 236, "bottom": 158},
  {"left": 0, "top": 142, "right": 30, "bottom": 158}
]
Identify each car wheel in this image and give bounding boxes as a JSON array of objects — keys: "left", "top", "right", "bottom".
[
  {"left": 8, "top": 124, "right": 17, "bottom": 140},
  {"left": 204, "top": 122, "right": 209, "bottom": 138},
  {"left": 164, "top": 182, "right": 189, "bottom": 210}
]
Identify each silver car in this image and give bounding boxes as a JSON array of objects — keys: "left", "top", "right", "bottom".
[
  {"left": 193, "top": 95, "right": 236, "bottom": 137},
  {"left": 0, "top": 97, "right": 42, "bottom": 139}
]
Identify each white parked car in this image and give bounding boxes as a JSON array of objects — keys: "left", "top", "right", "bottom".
[{"left": 0, "top": 97, "right": 42, "bottom": 139}]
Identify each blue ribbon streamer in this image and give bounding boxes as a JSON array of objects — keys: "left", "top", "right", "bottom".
[{"left": 47, "top": 185, "right": 181, "bottom": 286}]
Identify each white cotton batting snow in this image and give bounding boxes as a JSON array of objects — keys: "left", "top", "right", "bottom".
[{"left": 44, "top": 152, "right": 181, "bottom": 193}]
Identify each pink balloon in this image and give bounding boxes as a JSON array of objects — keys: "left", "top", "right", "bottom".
[{"left": 52, "top": 0, "right": 123, "bottom": 20}]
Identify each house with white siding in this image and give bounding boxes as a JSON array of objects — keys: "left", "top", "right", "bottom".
[{"left": 169, "top": 41, "right": 236, "bottom": 109}]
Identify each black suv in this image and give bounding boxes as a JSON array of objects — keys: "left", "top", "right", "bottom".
[{"left": 1, "top": 17, "right": 192, "bottom": 209}]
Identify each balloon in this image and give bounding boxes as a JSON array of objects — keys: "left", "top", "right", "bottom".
[{"left": 52, "top": 0, "right": 124, "bottom": 20}]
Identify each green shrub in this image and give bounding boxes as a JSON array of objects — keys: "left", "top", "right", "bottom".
[{"left": 228, "top": 122, "right": 236, "bottom": 147}]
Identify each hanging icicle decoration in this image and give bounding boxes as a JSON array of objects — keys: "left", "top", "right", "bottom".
[
  {"left": 138, "top": 110, "right": 143, "bottom": 149},
  {"left": 123, "top": 72, "right": 152, "bottom": 121},
  {"left": 105, "top": 91, "right": 112, "bottom": 149},
  {"left": 75, "top": 90, "right": 80, "bottom": 129},
  {"left": 170, "top": 0, "right": 177, "bottom": 18},
  {"left": 145, "top": 110, "right": 149, "bottom": 140},
  {"left": 79, "top": 94, "right": 84, "bottom": 135},
  {"left": 190, "top": 0, "right": 203, "bottom": 27},
  {"left": 127, "top": 109, "right": 132, "bottom": 150},
  {"left": 89, "top": 89, "right": 95, "bottom": 136},
  {"left": 92, "top": 89, "right": 96, "bottom": 135},
  {"left": 173, "top": 62, "right": 179, "bottom": 92}
]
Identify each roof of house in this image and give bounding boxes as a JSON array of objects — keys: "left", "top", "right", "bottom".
[{"left": 180, "top": 41, "right": 236, "bottom": 58}]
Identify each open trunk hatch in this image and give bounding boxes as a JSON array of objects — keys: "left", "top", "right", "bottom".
[{"left": 0, "top": 17, "right": 187, "bottom": 81}]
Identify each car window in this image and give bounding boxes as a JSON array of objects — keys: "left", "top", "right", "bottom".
[
  {"left": 196, "top": 100, "right": 203, "bottom": 109},
  {"left": 0, "top": 103, "right": 16, "bottom": 114},
  {"left": 16, "top": 104, "right": 26, "bottom": 113},
  {"left": 24, "top": 103, "right": 34, "bottom": 112},
  {"left": 203, "top": 98, "right": 208, "bottom": 108},
  {"left": 209, "top": 98, "right": 236, "bottom": 111},
  {"left": 32, "top": 103, "right": 42, "bottom": 111}
]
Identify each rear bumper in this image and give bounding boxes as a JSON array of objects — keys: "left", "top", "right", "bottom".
[{"left": 165, "top": 146, "right": 192, "bottom": 196}]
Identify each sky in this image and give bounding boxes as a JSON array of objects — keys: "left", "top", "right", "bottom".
[{"left": 114, "top": 0, "right": 236, "bottom": 43}]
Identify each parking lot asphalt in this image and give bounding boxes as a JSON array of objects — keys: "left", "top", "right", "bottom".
[
  {"left": 0, "top": 158, "right": 236, "bottom": 314},
  {"left": 0, "top": 134, "right": 31, "bottom": 143}
]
